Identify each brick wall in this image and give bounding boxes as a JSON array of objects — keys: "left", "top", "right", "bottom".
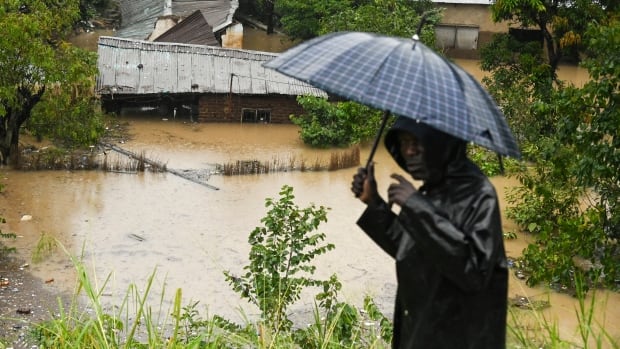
[{"left": 197, "top": 94, "right": 305, "bottom": 123}]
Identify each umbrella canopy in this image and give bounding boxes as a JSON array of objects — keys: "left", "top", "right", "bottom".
[{"left": 263, "top": 31, "right": 521, "bottom": 159}]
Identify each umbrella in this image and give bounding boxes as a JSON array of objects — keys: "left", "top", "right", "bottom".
[{"left": 263, "top": 31, "right": 521, "bottom": 167}]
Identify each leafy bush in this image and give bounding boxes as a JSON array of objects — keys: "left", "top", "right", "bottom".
[
  {"left": 224, "top": 185, "right": 337, "bottom": 331},
  {"left": 468, "top": 145, "right": 522, "bottom": 177},
  {"left": 292, "top": 96, "right": 384, "bottom": 148}
]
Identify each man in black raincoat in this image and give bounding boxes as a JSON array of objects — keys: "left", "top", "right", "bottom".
[{"left": 351, "top": 116, "right": 508, "bottom": 348}]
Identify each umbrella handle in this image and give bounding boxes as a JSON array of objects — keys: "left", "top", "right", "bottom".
[{"left": 365, "top": 110, "right": 391, "bottom": 169}]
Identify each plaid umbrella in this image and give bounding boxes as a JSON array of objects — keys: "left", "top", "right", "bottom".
[{"left": 264, "top": 31, "right": 521, "bottom": 163}]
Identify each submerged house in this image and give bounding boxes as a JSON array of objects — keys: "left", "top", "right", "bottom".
[{"left": 96, "top": 36, "right": 326, "bottom": 123}]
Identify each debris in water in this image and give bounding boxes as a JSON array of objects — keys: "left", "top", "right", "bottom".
[
  {"left": 128, "top": 233, "right": 145, "bottom": 242},
  {"left": 509, "top": 295, "right": 550, "bottom": 310}
]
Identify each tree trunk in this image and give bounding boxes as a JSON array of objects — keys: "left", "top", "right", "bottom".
[
  {"left": 265, "top": 0, "right": 275, "bottom": 34},
  {"left": 0, "top": 86, "right": 45, "bottom": 166},
  {"left": 0, "top": 121, "right": 12, "bottom": 165}
]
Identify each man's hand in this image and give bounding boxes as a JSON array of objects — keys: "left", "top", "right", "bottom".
[
  {"left": 351, "top": 162, "right": 381, "bottom": 205},
  {"left": 388, "top": 174, "right": 417, "bottom": 207}
]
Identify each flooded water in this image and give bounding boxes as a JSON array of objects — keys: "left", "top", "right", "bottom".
[
  {"left": 2, "top": 26, "right": 615, "bottom": 344},
  {"left": 3, "top": 118, "right": 619, "bottom": 343}
]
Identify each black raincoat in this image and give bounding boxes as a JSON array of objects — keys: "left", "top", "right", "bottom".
[{"left": 356, "top": 117, "right": 508, "bottom": 348}]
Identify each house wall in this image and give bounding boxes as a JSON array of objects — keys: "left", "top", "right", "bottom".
[
  {"left": 222, "top": 23, "right": 243, "bottom": 48},
  {"left": 197, "top": 94, "right": 303, "bottom": 123},
  {"left": 433, "top": 3, "right": 509, "bottom": 58},
  {"left": 437, "top": 4, "right": 506, "bottom": 33}
]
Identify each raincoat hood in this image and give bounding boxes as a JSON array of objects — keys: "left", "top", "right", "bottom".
[{"left": 385, "top": 117, "right": 468, "bottom": 187}]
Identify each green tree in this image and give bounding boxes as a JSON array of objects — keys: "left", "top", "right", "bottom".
[
  {"left": 491, "top": 0, "right": 608, "bottom": 72},
  {"left": 319, "top": 0, "right": 438, "bottom": 44},
  {"left": 291, "top": 96, "right": 384, "bottom": 148},
  {"left": 505, "top": 18, "right": 620, "bottom": 291},
  {"left": 274, "top": 0, "right": 357, "bottom": 40},
  {"left": 78, "top": 0, "right": 113, "bottom": 24},
  {"left": 0, "top": 0, "right": 103, "bottom": 165},
  {"left": 274, "top": 0, "right": 437, "bottom": 42}
]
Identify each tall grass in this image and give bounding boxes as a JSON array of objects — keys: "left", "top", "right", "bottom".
[
  {"left": 507, "top": 273, "right": 618, "bottom": 349},
  {"left": 16, "top": 145, "right": 167, "bottom": 173},
  {"left": 5, "top": 241, "right": 618, "bottom": 348},
  {"left": 18, "top": 243, "right": 390, "bottom": 348},
  {"left": 219, "top": 146, "right": 360, "bottom": 175}
]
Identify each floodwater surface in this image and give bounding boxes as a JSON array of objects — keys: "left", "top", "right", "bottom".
[
  {"left": 2, "top": 118, "right": 619, "bottom": 344},
  {"left": 2, "top": 27, "right": 615, "bottom": 344}
]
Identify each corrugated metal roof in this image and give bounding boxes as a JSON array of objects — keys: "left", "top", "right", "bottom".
[
  {"left": 116, "top": 0, "right": 238, "bottom": 40},
  {"left": 171, "top": 0, "right": 238, "bottom": 32},
  {"left": 154, "top": 10, "right": 219, "bottom": 46},
  {"left": 96, "top": 36, "right": 327, "bottom": 98}
]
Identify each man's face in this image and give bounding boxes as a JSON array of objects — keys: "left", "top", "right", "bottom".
[{"left": 397, "top": 131, "right": 428, "bottom": 180}]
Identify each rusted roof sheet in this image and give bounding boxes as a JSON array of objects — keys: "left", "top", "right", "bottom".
[
  {"left": 117, "top": 0, "right": 238, "bottom": 40},
  {"left": 154, "top": 10, "right": 219, "bottom": 46},
  {"left": 96, "top": 36, "right": 327, "bottom": 98},
  {"left": 171, "top": 0, "right": 237, "bottom": 32}
]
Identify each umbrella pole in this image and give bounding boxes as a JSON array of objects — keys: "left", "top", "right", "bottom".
[
  {"left": 498, "top": 153, "right": 505, "bottom": 175},
  {"left": 365, "top": 110, "right": 391, "bottom": 169}
]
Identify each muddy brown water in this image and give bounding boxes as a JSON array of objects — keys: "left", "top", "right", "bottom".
[
  {"left": 3, "top": 118, "right": 619, "bottom": 343},
  {"left": 2, "top": 27, "right": 616, "bottom": 343}
]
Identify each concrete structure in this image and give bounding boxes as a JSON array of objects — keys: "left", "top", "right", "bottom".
[
  {"left": 433, "top": 0, "right": 508, "bottom": 58},
  {"left": 96, "top": 36, "right": 326, "bottom": 123}
]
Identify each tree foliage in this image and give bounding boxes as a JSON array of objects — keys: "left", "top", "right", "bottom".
[
  {"left": 275, "top": 0, "right": 438, "bottom": 42},
  {"left": 318, "top": 0, "right": 439, "bottom": 44},
  {"left": 491, "top": 0, "right": 608, "bottom": 71},
  {"left": 480, "top": 33, "right": 556, "bottom": 146},
  {"left": 501, "top": 18, "right": 620, "bottom": 291},
  {"left": 0, "top": 0, "right": 104, "bottom": 164},
  {"left": 224, "top": 185, "right": 336, "bottom": 331},
  {"left": 291, "top": 97, "right": 385, "bottom": 148},
  {"left": 274, "top": 0, "right": 355, "bottom": 40}
]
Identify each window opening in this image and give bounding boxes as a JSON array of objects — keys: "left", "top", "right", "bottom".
[
  {"left": 257, "top": 109, "right": 271, "bottom": 123},
  {"left": 241, "top": 108, "right": 271, "bottom": 123},
  {"left": 241, "top": 108, "right": 257, "bottom": 122}
]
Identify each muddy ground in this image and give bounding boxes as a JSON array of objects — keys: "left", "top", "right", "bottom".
[{"left": 0, "top": 253, "right": 73, "bottom": 347}]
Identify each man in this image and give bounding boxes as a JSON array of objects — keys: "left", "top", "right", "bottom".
[{"left": 351, "top": 116, "right": 508, "bottom": 348}]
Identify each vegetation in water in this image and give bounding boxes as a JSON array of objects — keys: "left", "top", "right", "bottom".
[
  {"left": 481, "top": 5, "right": 619, "bottom": 291},
  {"left": 0, "top": 182, "right": 17, "bottom": 258}
]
